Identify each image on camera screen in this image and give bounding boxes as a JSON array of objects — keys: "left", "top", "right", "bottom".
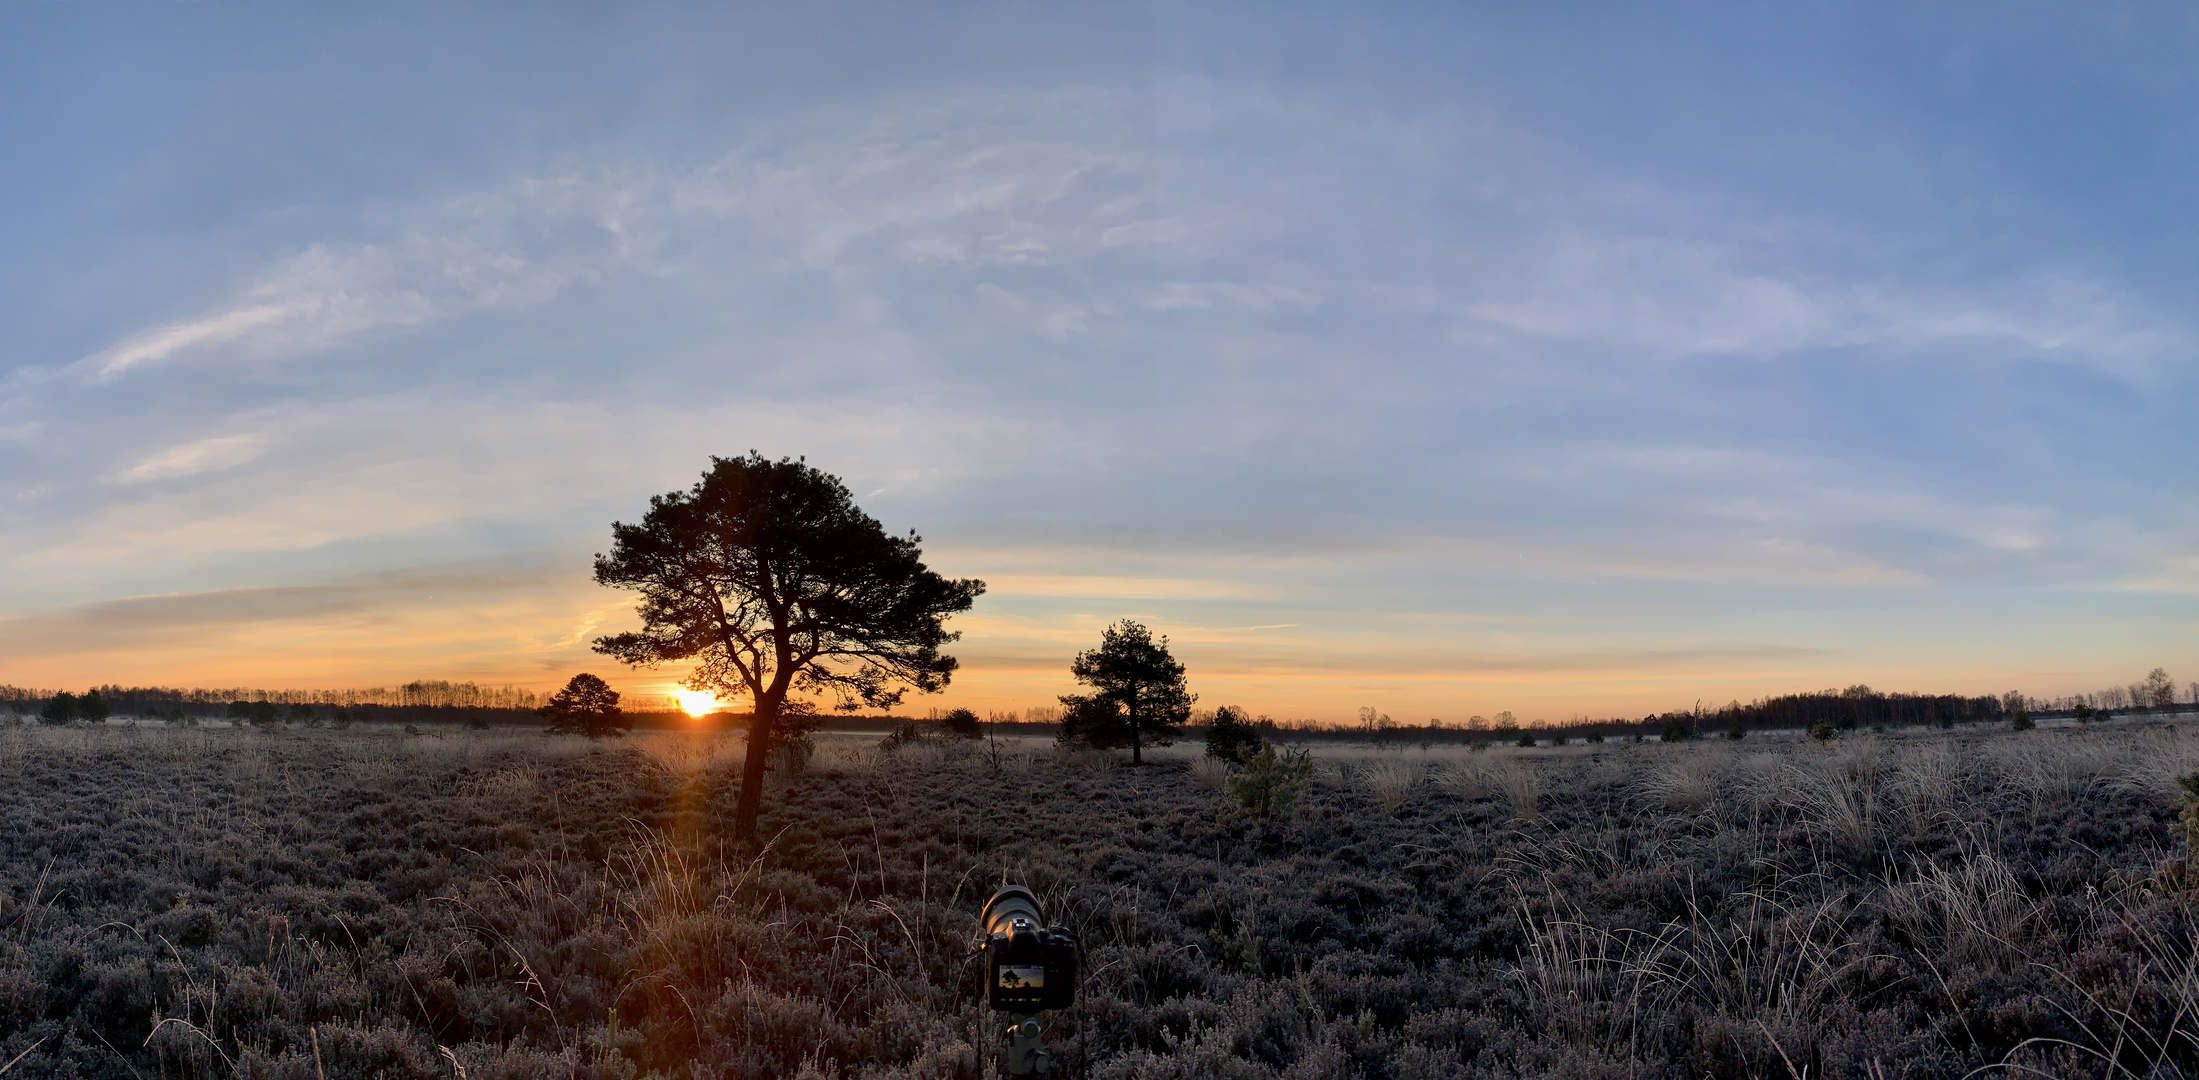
[{"left": 998, "top": 966, "right": 1046, "bottom": 989}]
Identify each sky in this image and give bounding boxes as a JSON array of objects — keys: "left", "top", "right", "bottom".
[{"left": 2, "top": 1, "right": 2195, "bottom": 723}]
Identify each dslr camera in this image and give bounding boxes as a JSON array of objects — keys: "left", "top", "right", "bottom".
[{"left": 980, "top": 885, "right": 1077, "bottom": 1074}]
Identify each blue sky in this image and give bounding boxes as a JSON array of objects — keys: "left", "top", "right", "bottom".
[{"left": 2, "top": 2, "right": 2193, "bottom": 720}]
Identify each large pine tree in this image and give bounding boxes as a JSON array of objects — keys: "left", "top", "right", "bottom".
[
  {"left": 1056, "top": 620, "right": 1194, "bottom": 765},
  {"left": 593, "top": 454, "right": 983, "bottom": 841}
]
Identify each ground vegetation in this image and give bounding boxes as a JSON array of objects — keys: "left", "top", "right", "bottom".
[{"left": 5, "top": 720, "right": 2199, "bottom": 1077}]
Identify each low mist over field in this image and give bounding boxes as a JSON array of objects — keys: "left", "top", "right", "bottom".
[{"left": 5, "top": 2, "right": 2197, "bottom": 1077}]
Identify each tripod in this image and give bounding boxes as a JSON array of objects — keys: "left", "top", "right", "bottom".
[{"left": 1000, "top": 1014, "right": 1053, "bottom": 1075}]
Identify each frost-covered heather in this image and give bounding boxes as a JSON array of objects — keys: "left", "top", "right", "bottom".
[{"left": 2, "top": 721, "right": 2198, "bottom": 1078}]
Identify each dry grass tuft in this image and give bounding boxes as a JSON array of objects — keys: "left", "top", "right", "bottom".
[
  {"left": 1363, "top": 759, "right": 1427, "bottom": 813},
  {"left": 1878, "top": 836, "right": 2044, "bottom": 973},
  {"left": 1780, "top": 754, "right": 1879, "bottom": 857},
  {"left": 1444, "top": 755, "right": 1541, "bottom": 820},
  {"left": 1638, "top": 748, "right": 1729, "bottom": 811},
  {"left": 1189, "top": 754, "right": 1233, "bottom": 793}
]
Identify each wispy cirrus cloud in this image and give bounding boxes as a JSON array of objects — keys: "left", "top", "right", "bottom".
[
  {"left": 69, "top": 78, "right": 2191, "bottom": 397},
  {"left": 74, "top": 94, "right": 1154, "bottom": 382},
  {"left": 81, "top": 221, "right": 612, "bottom": 381},
  {"left": 111, "top": 434, "right": 267, "bottom": 483},
  {"left": 1456, "top": 234, "right": 2192, "bottom": 375}
]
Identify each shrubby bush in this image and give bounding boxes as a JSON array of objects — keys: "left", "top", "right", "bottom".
[
  {"left": 773, "top": 714, "right": 819, "bottom": 773},
  {"left": 537, "top": 673, "right": 627, "bottom": 738},
  {"left": 880, "top": 718, "right": 926, "bottom": 749},
  {"left": 1204, "top": 704, "right": 1265, "bottom": 763},
  {"left": 939, "top": 707, "right": 982, "bottom": 740}
]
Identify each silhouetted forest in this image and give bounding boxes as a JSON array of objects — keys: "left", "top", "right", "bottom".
[
  {"left": 0, "top": 680, "right": 538, "bottom": 715},
  {"left": 1665, "top": 686, "right": 2010, "bottom": 735}
]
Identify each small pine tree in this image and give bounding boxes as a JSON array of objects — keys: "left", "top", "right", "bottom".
[
  {"left": 1725, "top": 720, "right": 1747, "bottom": 741},
  {"left": 77, "top": 689, "right": 111, "bottom": 725},
  {"left": 1205, "top": 705, "right": 1265, "bottom": 763},
  {"left": 1227, "top": 743, "right": 1312, "bottom": 818},
  {"left": 1808, "top": 721, "right": 1834, "bottom": 742},
  {"left": 40, "top": 692, "right": 78, "bottom": 726}
]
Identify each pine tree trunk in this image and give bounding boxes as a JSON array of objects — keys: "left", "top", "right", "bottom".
[{"left": 734, "top": 706, "right": 775, "bottom": 842}]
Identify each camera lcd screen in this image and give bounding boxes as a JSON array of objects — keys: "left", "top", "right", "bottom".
[{"left": 998, "top": 966, "right": 1046, "bottom": 989}]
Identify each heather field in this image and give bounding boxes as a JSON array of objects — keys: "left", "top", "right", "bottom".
[{"left": 4, "top": 721, "right": 2199, "bottom": 1079}]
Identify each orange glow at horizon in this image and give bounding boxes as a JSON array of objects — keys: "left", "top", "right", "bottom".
[{"left": 672, "top": 690, "right": 719, "bottom": 717}]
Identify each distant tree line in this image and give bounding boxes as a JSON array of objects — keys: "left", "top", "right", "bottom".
[
  {"left": 2041, "top": 668, "right": 2191, "bottom": 716},
  {"left": 0, "top": 680, "right": 544, "bottom": 719},
  {"left": 1674, "top": 686, "right": 2010, "bottom": 736},
  {"left": 0, "top": 682, "right": 548, "bottom": 725}
]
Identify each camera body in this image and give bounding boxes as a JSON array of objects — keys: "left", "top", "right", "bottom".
[{"left": 981, "top": 885, "right": 1077, "bottom": 1013}]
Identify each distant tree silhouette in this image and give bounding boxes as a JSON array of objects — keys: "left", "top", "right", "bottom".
[
  {"left": 1056, "top": 619, "right": 1193, "bottom": 765},
  {"left": 40, "top": 691, "right": 77, "bottom": 726},
  {"left": 76, "top": 689, "right": 110, "bottom": 725},
  {"left": 939, "top": 707, "right": 983, "bottom": 740},
  {"left": 2145, "top": 668, "right": 2177, "bottom": 711},
  {"left": 592, "top": 454, "right": 983, "bottom": 842},
  {"left": 539, "top": 673, "right": 627, "bottom": 738}
]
